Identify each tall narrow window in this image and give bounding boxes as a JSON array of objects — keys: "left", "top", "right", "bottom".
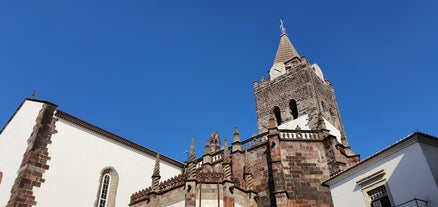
[
  {"left": 273, "top": 106, "right": 282, "bottom": 126},
  {"left": 95, "top": 167, "right": 119, "bottom": 207},
  {"left": 99, "top": 174, "right": 111, "bottom": 207},
  {"left": 289, "top": 99, "right": 298, "bottom": 120}
]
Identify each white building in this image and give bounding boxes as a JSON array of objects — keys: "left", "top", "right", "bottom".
[
  {"left": 323, "top": 132, "right": 438, "bottom": 207},
  {"left": 0, "top": 98, "right": 183, "bottom": 207}
]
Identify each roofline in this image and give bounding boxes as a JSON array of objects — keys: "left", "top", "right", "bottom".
[
  {"left": 55, "top": 110, "right": 184, "bottom": 168},
  {"left": 0, "top": 98, "right": 58, "bottom": 134},
  {"left": 322, "top": 131, "right": 438, "bottom": 187}
]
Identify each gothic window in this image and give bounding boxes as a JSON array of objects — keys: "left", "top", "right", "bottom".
[
  {"left": 289, "top": 100, "right": 298, "bottom": 120},
  {"left": 96, "top": 167, "right": 119, "bottom": 207},
  {"left": 321, "top": 101, "right": 326, "bottom": 110},
  {"left": 273, "top": 106, "right": 282, "bottom": 125}
]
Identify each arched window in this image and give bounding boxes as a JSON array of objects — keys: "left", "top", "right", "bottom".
[
  {"left": 99, "top": 174, "right": 111, "bottom": 207},
  {"left": 289, "top": 100, "right": 298, "bottom": 120},
  {"left": 273, "top": 106, "right": 282, "bottom": 126},
  {"left": 96, "top": 167, "right": 119, "bottom": 207}
]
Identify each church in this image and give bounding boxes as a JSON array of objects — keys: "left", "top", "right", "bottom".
[{"left": 1, "top": 23, "right": 360, "bottom": 207}]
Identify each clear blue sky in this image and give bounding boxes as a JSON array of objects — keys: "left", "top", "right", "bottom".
[{"left": 1, "top": 1, "right": 437, "bottom": 162}]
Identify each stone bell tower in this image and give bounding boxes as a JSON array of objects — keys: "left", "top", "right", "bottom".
[{"left": 254, "top": 21, "right": 349, "bottom": 146}]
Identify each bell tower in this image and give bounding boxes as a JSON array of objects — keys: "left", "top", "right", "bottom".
[{"left": 254, "top": 21, "right": 349, "bottom": 145}]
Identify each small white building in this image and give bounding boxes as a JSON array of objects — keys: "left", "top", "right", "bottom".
[
  {"left": 0, "top": 98, "right": 183, "bottom": 207},
  {"left": 323, "top": 132, "right": 438, "bottom": 207}
]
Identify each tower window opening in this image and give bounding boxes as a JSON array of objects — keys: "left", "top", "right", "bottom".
[
  {"left": 289, "top": 100, "right": 298, "bottom": 120},
  {"left": 273, "top": 106, "right": 282, "bottom": 126}
]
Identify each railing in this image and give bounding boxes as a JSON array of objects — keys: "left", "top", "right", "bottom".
[
  {"left": 395, "top": 198, "right": 428, "bottom": 207},
  {"left": 196, "top": 149, "right": 225, "bottom": 168},
  {"left": 279, "top": 129, "right": 322, "bottom": 140},
  {"left": 195, "top": 129, "right": 325, "bottom": 168},
  {"left": 241, "top": 132, "right": 268, "bottom": 150}
]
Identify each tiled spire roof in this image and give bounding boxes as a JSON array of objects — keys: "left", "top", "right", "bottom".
[{"left": 273, "top": 25, "right": 300, "bottom": 64}]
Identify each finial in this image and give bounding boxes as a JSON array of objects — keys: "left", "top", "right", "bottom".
[
  {"left": 31, "top": 90, "right": 36, "bottom": 99},
  {"left": 189, "top": 137, "right": 196, "bottom": 162},
  {"left": 233, "top": 127, "right": 240, "bottom": 142},
  {"left": 280, "top": 19, "right": 286, "bottom": 35},
  {"left": 187, "top": 137, "right": 197, "bottom": 179}
]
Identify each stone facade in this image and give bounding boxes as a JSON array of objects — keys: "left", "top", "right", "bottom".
[
  {"left": 254, "top": 54, "right": 344, "bottom": 138},
  {"left": 130, "top": 28, "right": 359, "bottom": 207}
]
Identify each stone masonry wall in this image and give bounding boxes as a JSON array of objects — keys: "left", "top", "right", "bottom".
[
  {"left": 280, "top": 141, "right": 333, "bottom": 206},
  {"left": 6, "top": 103, "right": 57, "bottom": 207},
  {"left": 254, "top": 65, "right": 345, "bottom": 137},
  {"left": 255, "top": 68, "right": 314, "bottom": 133}
]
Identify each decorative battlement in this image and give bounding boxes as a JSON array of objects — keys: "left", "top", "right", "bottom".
[{"left": 130, "top": 173, "right": 188, "bottom": 205}]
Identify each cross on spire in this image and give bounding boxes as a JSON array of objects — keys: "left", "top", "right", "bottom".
[{"left": 280, "top": 19, "right": 286, "bottom": 35}]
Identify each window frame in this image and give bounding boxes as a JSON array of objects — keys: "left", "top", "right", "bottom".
[
  {"left": 95, "top": 167, "right": 119, "bottom": 207},
  {"left": 356, "top": 169, "right": 394, "bottom": 207}
]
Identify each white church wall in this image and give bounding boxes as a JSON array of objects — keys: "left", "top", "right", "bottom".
[
  {"left": 0, "top": 100, "right": 44, "bottom": 207},
  {"left": 323, "top": 118, "right": 341, "bottom": 143},
  {"left": 329, "top": 142, "right": 438, "bottom": 207},
  {"left": 33, "top": 118, "right": 182, "bottom": 207},
  {"left": 278, "top": 115, "right": 310, "bottom": 130},
  {"left": 278, "top": 115, "right": 342, "bottom": 143}
]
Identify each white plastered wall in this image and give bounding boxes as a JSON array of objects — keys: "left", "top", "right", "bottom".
[
  {"left": 278, "top": 115, "right": 342, "bottom": 142},
  {"left": 329, "top": 142, "right": 438, "bottom": 207},
  {"left": 0, "top": 101, "right": 44, "bottom": 207},
  {"left": 33, "top": 118, "right": 182, "bottom": 207}
]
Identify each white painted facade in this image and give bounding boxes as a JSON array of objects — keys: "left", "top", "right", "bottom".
[
  {"left": 0, "top": 99, "right": 183, "bottom": 207},
  {"left": 0, "top": 101, "right": 44, "bottom": 207},
  {"left": 324, "top": 133, "right": 438, "bottom": 207},
  {"left": 279, "top": 114, "right": 342, "bottom": 143}
]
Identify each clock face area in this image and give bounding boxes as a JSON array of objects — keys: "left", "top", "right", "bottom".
[{"left": 269, "top": 62, "right": 286, "bottom": 80}]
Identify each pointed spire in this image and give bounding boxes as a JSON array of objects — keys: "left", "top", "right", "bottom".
[
  {"left": 273, "top": 20, "right": 300, "bottom": 64},
  {"left": 152, "top": 152, "right": 161, "bottom": 192},
  {"left": 187, "top": 137, "right": 197, "bottom": 179},
  {"left": 243, "top": 150, "right": 253, "bottom": 190},
  {"left": 222, "top": 139, "right": 232, "bottom": 181},
  {"left": 189, "top": 137, "right": 196, "bottom": 162}
]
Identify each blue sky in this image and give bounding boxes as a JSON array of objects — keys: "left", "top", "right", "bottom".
[{"left": 1, "top": 1, "right": 437, "bottom": 162}]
